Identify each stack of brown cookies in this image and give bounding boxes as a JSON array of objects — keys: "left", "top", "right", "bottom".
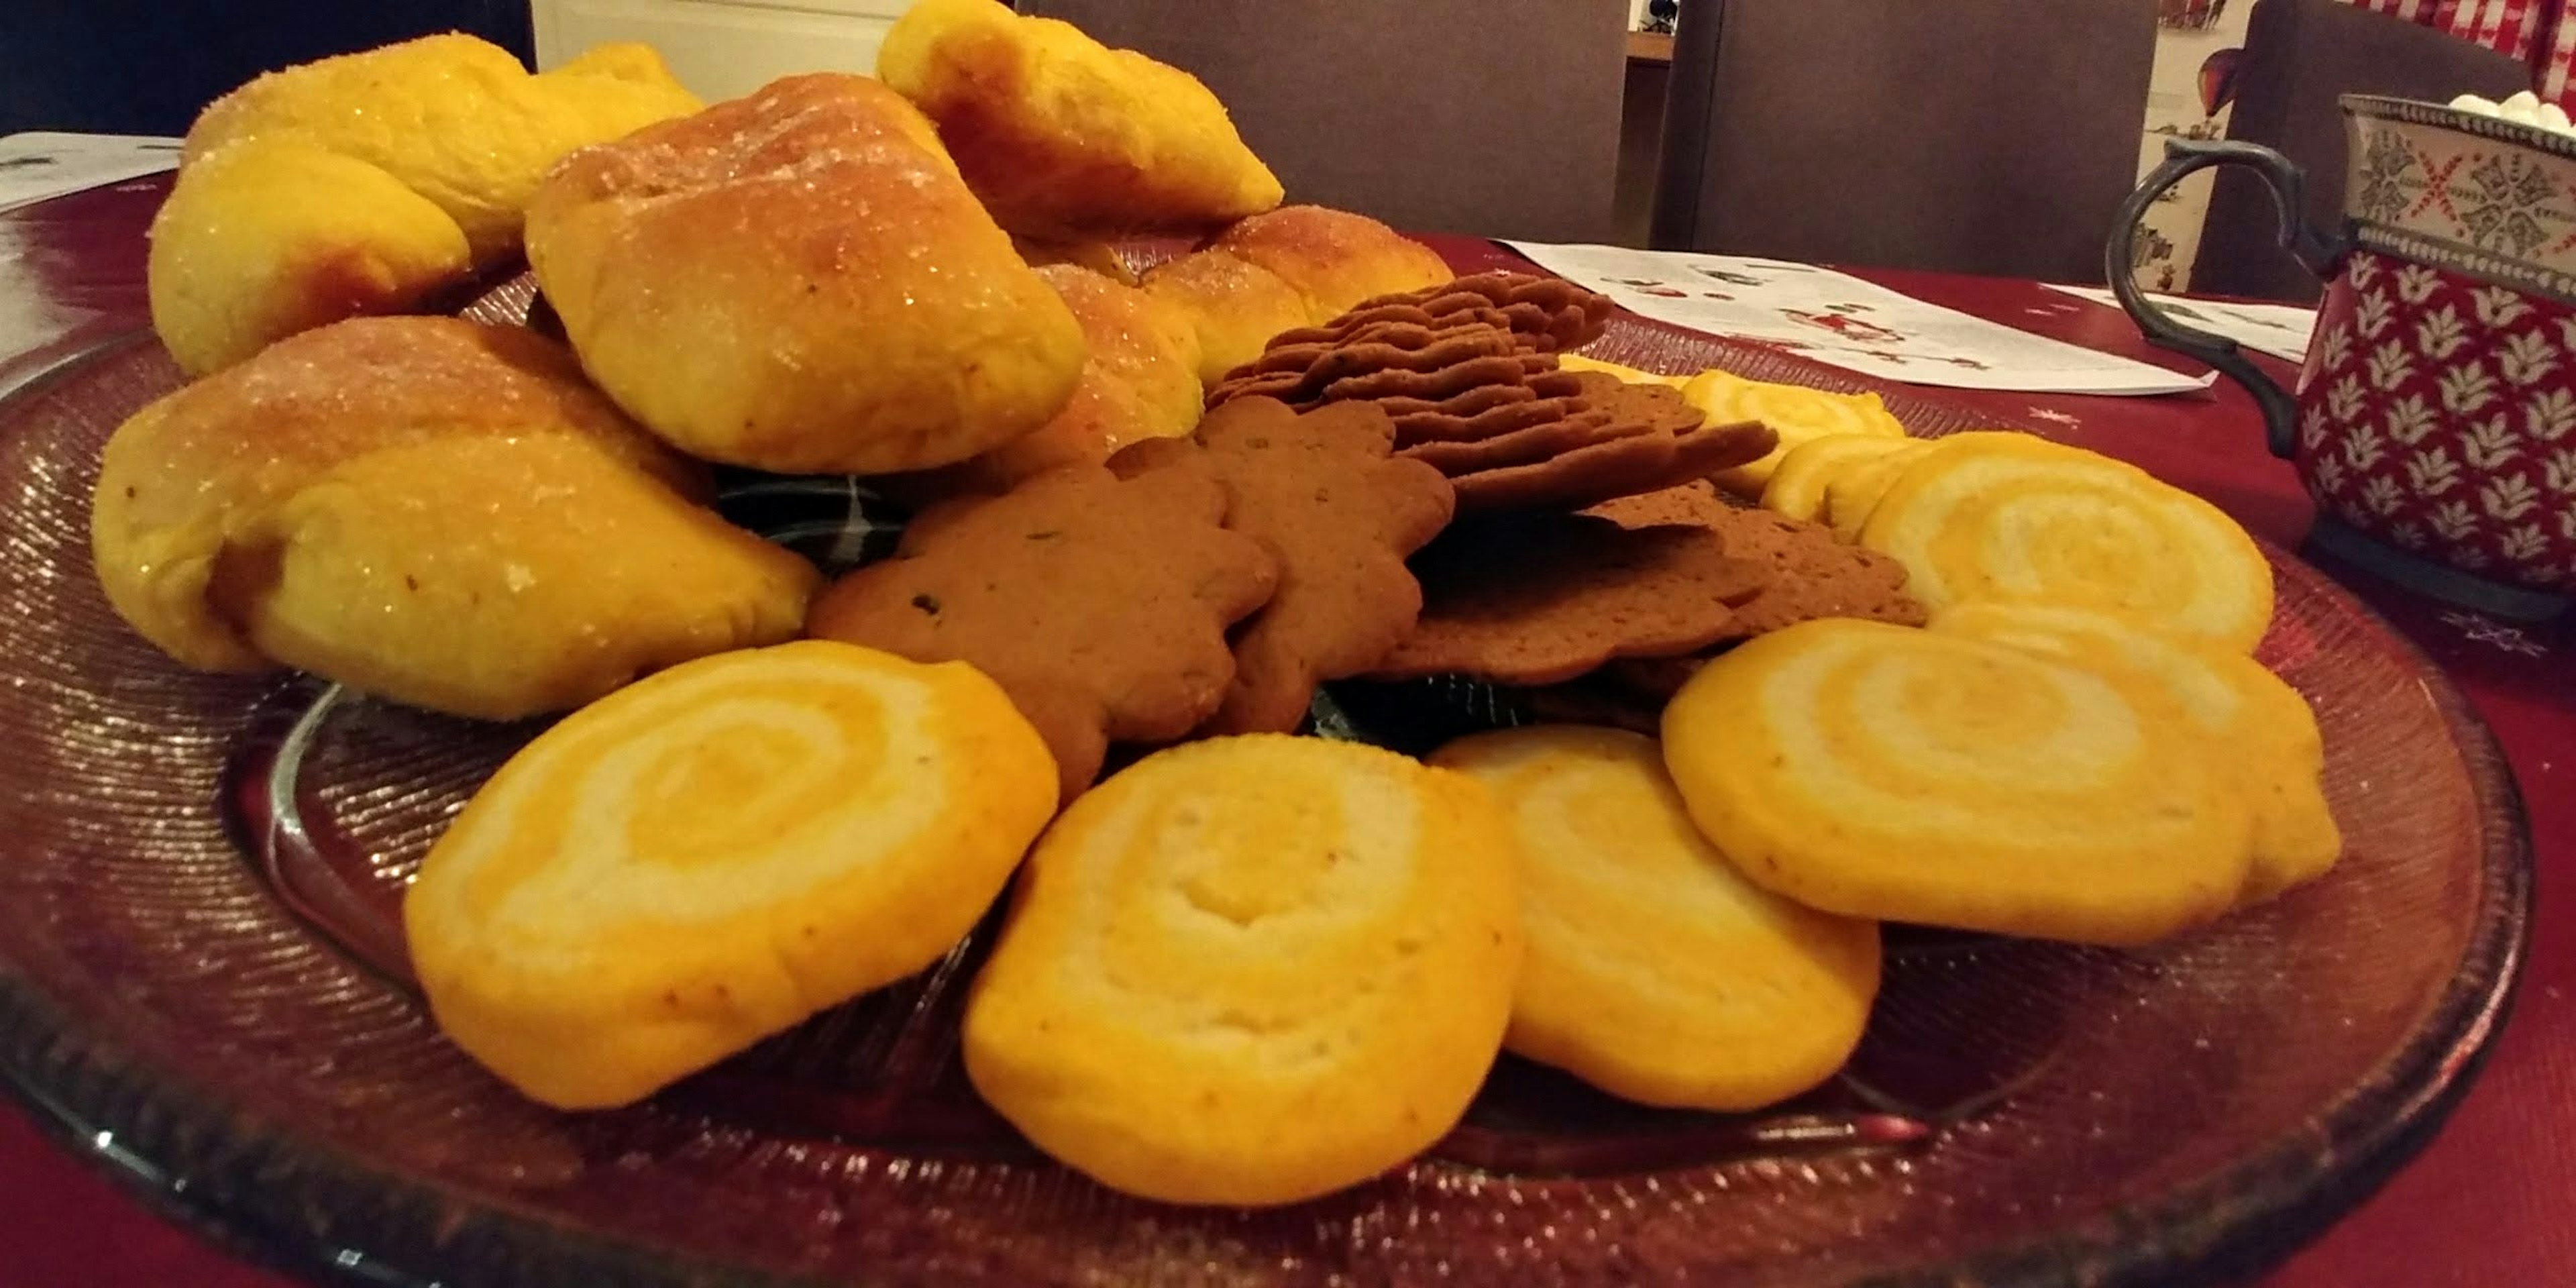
[
  {"left": 810, "top": 272, "right": 1929, "bottom": 787},
  {"left": 1209, "top": 272, "right": 1776, "bottom": 512}
]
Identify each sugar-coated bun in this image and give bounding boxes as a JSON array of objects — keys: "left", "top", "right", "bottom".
[
  {"left": 1142, "top": 248, "right": 1316, "bottom": 388},
  {"left": 1664, "top": 620, "right": 2253, "bottom": 946},
  {"left": 407, "top": 640, "right": 1059, "bottom": 1110},
  {"left": 526, "top": 73, "right": 1089, "bottom": 476},
  {"left": 910, "top": 264, "right": 1205, "bottom": 497},
  {"left": 1432, "top": 727, "right": 1880, "bottom": 1111},
  {"left": 965, "top": 735, "right": 1521, "bottom": 1206},
  {"left": 878, "top": 0, "right": 1283, "bottom": 238},
  {"left": 184, "top": 34, "right": 700, "bottom": 261},
  {"left": 1208, "top": 206, "right": 1454, "bottom": 321},
  {"left": 91, "top": 317, "right": 816, "bottom": 718},
  {"left": 148, "top": 137, "right": 473, "bottom": 376},
  {"left": 152, "top": 36, "right": 699, "bottom": 373}
]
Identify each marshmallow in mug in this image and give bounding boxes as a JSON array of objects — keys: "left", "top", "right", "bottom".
[{"left": 2449, "top": 89, "right": 2576, "bottom": 137}]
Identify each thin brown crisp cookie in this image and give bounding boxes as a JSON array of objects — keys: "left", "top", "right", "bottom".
[
  {"left": 1401, "top": 409, "right": 1630, "bottom": 475},
  {"left": 804, "top": 462, "right": 1279, "bottom": 798},
  {"left": 1111, "top": 398, "right": 1456, "bottom": 735},
  {"left": 1352, "top": 271, "right": 1616, "bottom": 353},
  {"left": 1210, "top": 317, "right": 1523, "bottom": 409},
  {"left": 1585, "top": 487, "right": 1927, "bottom": 699},
  {"left": 1370, "top": 513, "right": 1768, "bottom": 686},
  {"left": 1442, "top": 381, "right": 1774, "bottom": 513}
]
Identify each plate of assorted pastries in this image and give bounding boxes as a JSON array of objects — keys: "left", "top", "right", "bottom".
[{"left": 0, "top": 1, "right": 2530, "bottom": 1284}]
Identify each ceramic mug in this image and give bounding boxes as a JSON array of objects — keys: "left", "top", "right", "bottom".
[{"left": 2110, "top": 95, "right": 2576, "bottom": 619}]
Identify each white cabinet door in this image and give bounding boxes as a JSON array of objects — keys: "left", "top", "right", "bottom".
[{"left": 533, "top": 0, "right": 918, "bottom": 101}]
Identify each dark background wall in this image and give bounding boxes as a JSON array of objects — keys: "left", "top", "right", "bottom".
[{"left": 2, "top": 2, "right": 537, "bottom": 136}]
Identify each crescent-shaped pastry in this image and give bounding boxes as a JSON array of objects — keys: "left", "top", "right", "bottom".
[
  {"left": 963, "top": 735, "right": 1521, "bottom": 1205},
  {"left": 1662, "top": 620, "right": 2253, "bottom": 946}
]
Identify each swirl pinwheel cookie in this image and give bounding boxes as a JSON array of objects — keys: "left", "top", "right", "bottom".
[
  {"left": 1432, "top": 727, "right": 1880, "bottom": 1111},
  {"left": 1758, "top": 433, "right": 1919, "bottom": 524},
  {"left": 1931, "top": 603, "right": 2339, "bottom": 903},
  {"left": 1662, "top": 620, "right": 2253, "bottom": 946},
  {"left": 964, "top": 736, "right": 1521, "bottom": 1206},
  {"left": 405, "top": 641, "right": 1060, "bottom": 1110},
  {"left": 1856, "top": 433, "right": 2276, "bottom": 652},
  {"left": 1686, "top": 370, "right": 1908, "bottom": 496}
]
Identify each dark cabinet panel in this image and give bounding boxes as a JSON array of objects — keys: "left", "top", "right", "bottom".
[{"left": 3, "top": 2, "right": 537, "bottom": 136}]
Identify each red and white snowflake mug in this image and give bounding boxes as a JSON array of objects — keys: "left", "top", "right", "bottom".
[{"left": 2112, "top": 95, "right": 2576, "bottom": 619}]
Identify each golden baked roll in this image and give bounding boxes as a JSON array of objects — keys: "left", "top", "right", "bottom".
[
  {"left": 1206, "top": 206, "right": 1455, "bottom": 323},
  {"left": 526, "top": 73, "right": 1089, "bottom": 476},
  {"left": 877, "top": 0, "right": 1283, "bottom": 238},
  {"left": 184, "top": 35, "right": 699, "bottom": 260},
  {"left": 151, "top": 35, "right": 700, "bottom": 375},
  {"left": 148, "top": 138, "right": 474, "bottom": 376},
  {"left": 1142, "top": 248, "right": 1316, "bottom": 388},
  {"left": 965, "top": 736, "right": 1521, "bottom": 1206},
  {"left": 1012, "top": 235, "right": 1140, "bottom": 285},
  {"left": 1930, "top": 602, "right": 2339, "bottom": 902},
  {"left": 407, "top": 640, "right": 1059, "bottom": 1109},
  {"left": 1663, "top": 619, "right": 2253, "bottom": 945},
  {"left": 1431, "top": 727, "right": 1880, "bottom": 1112},
  {"left": 906, "top": 265, "right": 1205, "bottom": 498},
  {"left": 91, "top": 317, "right": 816, "bottom": 718},
  {"left": 1857, "top": 432, "right": 2277, "bottom": 652},
  {"left": 1141, "top": 207, "right": 1454, "bottom": 388}
]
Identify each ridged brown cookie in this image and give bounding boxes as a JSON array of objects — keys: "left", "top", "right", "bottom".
[
  {"left": 805, "top": 461, "right": 1278, "bottom": 798},
  {"left": 1442, "top": 376, "right": 1774, "bottom": 514},
  {"left": 1359, "top": 270, "right": 1614, "bottom": 354},
  {"left": 1371, "top": 511, "right": 1768, "bottom": 686},
  {"left": 1110, "top": 398, "right": 1455, "bottom": 735},
  {"left": 1589, "top": 482, "right": 1927, "bottom": 698}
]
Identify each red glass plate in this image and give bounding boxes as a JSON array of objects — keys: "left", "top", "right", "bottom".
[{"left": 0, "top": 299, "right": 2530, "bottom": 1287}]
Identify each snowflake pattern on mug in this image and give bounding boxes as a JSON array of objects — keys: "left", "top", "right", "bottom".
[{"left": 2304, "top": 248, "right": 2576, "bottom": 591}]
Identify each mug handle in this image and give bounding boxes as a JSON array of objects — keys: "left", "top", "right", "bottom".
[{"left": 2105, "top": 138, "right": 2351, "bottom": 460}]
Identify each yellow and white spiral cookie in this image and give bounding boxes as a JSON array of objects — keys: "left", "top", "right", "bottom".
[
  {"left": 1821, "top": 439, "right": 1938, "bottom": 543},
  {"left": 1690, "top": 370, "right": 1908, "bottom": 496},
  {"left": 964, "top": 735, "right": 1521, "bottom": 1206},
  {"left": 1663, "top": 620, "right": 2253, "bottom": 946},
  {"left": 1558, "top": 352, "right": 1688, "bottom": 388},
  {"left": 1931, "top": 603, "right": 2339, "bottom": 903},
  {"left": 406, "top": 640, "right": 1059, "bottom": 1110},
  {"left": 1758, "top": 433, "right": 1919, "bottom": 523},
  {"left": 1431, "top": 727, "right": 1879, "bottom": 1112},
  {"left": 1858, "top": 433, "right": 2275, "bottom": 652}
]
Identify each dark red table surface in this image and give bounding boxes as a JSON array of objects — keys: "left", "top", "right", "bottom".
[{"left": 0, "top": 180, "right": 2564, "bottom": 1287}]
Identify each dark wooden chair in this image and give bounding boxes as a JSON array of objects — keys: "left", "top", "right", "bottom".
[
  {"left": 1651, "top": 0, "right": 2159, "bottom": 283},
  {"left": 2192, "top": 0, "right": 2530, "bottom": 303},
  {"left": 1017, "top": 0, "right": 1629, "bottom": 243}
]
